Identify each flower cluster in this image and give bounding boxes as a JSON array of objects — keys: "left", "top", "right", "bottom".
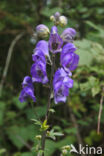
[{"left": 19, "top": 12, "right": 79, "bottom": 104}]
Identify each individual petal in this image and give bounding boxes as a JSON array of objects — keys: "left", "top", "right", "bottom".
[
  {"left": 61, "top": 28, "right": 76, "bottom": 43},
  {"left": 68, "top": 53, "right": 79, "bottom": 71},
  {"left": 63, "top": 77, "right": 74, "bottom": 88},
  {"left": 32, "top": 49, "right": 46, "bottom": 64},
  {"left": 53, "top": 80, "right": 63, "bottom": 92},
  {"left": 54, "top": 85, "right": 68, "bottom": 104},
  {"left": 22, "top": 76, "right": 32, "bottom": 87},
  {"left": 31, "top": 62, "right": 48, "bottom": 84},
  {"left": 49, "top": 26, "right": 63, "bottom": 53},
  {"left": 61, "top": 43, "right": 79, "bottom": 72},
  {"left": 53, "top": 68, "right": 72, "bottom": 85},
  {"left": 54, "top": 93, "right": 67, "bottom": 104},
  {"left": 50, "top": 26, "right": 58, "bottom": 34},
  {"left": 61, "top": 52, "right": 74, "bottom": 68},
  {"left": 53, "top": 68, "right": 73, "bottom": 104},
  {"left": 53, "top": 68, "right": 65, "bottom": 85},
  {"left": 35, "top": 40, "right": 49, "bottom": 57},
  {"left": 19, "top": 87, "right": 36, "bottom": 103},
  {"left": 61, "top": 51, "right": 79, "bottom": 72},
  {"left": 36, "top": 24, "right": 50, "bottom": 38},
  {"left": 61, "top": 43, "right": 77, "bottom": 56}
]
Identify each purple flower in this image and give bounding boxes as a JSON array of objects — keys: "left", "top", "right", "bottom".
[
  {"left": 19, "top": 76, "right": 36, "bottom": 103},
  {"left": 36, "top": 24, "right": 49, "bottom": 38},
  {"left": 22, "top": 76, "right": 33, "bottom": 88},
  {"left": 32, "top": 49, "right": 46, "bottom": 64},
  {"left": 49, "top": 26, "right": 63, "bottom": 53},
  {"left": 31, "top": 61, "right": 48, "bottom": 84},
  {"left": 60, "top": 43, "right": 79, "bottom": 72},
  {"left": 33, "top": 40, "right": 52, "bottom": 63},
  {"left": 50, "top": 26, "right": 58, "bottom": 34},
  {"left": 53, "top": 68, "right": 73, "bottom": 104},
  {"left": 35, "top": 40, "right": 49, "bottom": 58},
  {"left": 61, "top": 28, "right": 76, "bottom": 43}
]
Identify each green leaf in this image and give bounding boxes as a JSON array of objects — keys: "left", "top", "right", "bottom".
[
  {"left": 75, "top": 39, "right": 93, "bottom": 66},
  {"left": 21, "top": 152, "right": 33, "bottom": 156},
  {"left": 0, "top": 148, "right": 6, "bottom": 154},
  {"left": 0, "top": 111, "right": 3, "bottom": 126},
  {"left": 91, "top": 86, "right": 100, "bottom": 97},
  {"left": 41, "top": 7, "right": 62, "bottom": 17},
  {"left": 6, "top": 125, "right": 36, "bottom": 149},
  {"left": 47, "top": 129, "right": 64, "bottom": 140},
  {"left": 41, "top": 120, "right": 49, "bottom": 131},
  {"left": 45, "top": 140, "right": 57, "bottom": 156},
  {"left": 84, "top": 137, "right": 93, "bottom": 146},
  {"left": 13, "top": 96, "right": 27, "bottom": 110},
  {"left": 49, "top": 108, "right": 55, "bottom": 113},
  {"left": 78, "top": 120, "right": 89, "bottom": 126},
  {"left": 64, "top": 128, "right": 77, "bottom": 134},
  {"left": 31, "top": 119, "right": 41, "bottom": 126}
]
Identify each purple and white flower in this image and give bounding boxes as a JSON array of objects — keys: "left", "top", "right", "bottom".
[
  {"left": 19, "top": 18, "right": 79, "bottom": 105},
  {"left": 60, "top": 43, "right": 79, "bottom": 72},
  {"left": 32, "top": 49, "right": 46, "bottom": 64},
  {"left": 49, "top": 26, "right": 63, "bottom": 53},
  {"left": 53, "top": 68, "right": 73, "bottom": 104},
  {"left": 61, "top": 28, "right": 76, "bottom": 43},
  {"left": 31, "top": 61, "right": 48, "bottom": 84},
  {"left": 19, "top": 76, "right": 36, "bottom": 103},
  {"left": 35, "top": 40, "right": 49, "bottom": 58}
]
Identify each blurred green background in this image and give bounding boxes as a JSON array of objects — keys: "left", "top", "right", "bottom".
[{"left": 0, "top": 0, "right": 104, "bottom": 155}]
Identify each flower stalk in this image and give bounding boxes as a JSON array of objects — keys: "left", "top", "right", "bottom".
[
  {"left": 41, "top": 54, "right": 55, "bottom": 156},
  {"left": 19, "top": 12, "right": 79, "bottom": 156}
]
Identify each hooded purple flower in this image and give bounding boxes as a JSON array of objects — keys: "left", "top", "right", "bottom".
[
  {"left": 32, "top": 49, "right": 46, "bottom": 64},
  {"left": 60, "top": 43, "right": 79, "bottom": 72},
  {"left": 31, "top": 61, "right": 48, "bottom": 84},
  {"left": 61, "top": 28, "right": 76, "bottom": 43},
  {"left": 33, "top": 40, "right": 51, "bottom": 63},
  {"left": 19, "top": 76, "right": 36, "bottom": 103},
  {"left": 53, "top": 68, "right": 73, "bottom": 104},
  {"left": 49, "top": 26, "right": 63, "bottom": 53},
  {"left": 35, "top": 40, "right": 49, "bottom": 58}
]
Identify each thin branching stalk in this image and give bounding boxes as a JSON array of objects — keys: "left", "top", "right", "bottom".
[
  {"left": 97, "top": 87, "right": 104, "bottom": 134},
  {"left": 69, "top": 107, "right": 86, "bottom": 156},
  {"left": 0, "top": 32, "right": 25, "bottom": 96}
]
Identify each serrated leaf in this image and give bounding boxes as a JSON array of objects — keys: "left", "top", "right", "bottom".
[
  {"left": 41, "top": 120, "right": 49, "bottom": 131},
  {"left": 31, "top": 119, "right": 41, "bottom": 126}
]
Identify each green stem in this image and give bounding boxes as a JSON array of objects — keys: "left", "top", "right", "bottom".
[{"left": 41, "top": 54, "right": 55, "bottom": 156}]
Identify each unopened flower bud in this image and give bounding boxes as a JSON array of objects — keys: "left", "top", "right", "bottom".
[
  {"left": 50, "top": 15, "right": 55, "bottom": 22},
  {"left": 54, "top": 12, "right": 60, "bottom": 20},
  {"left": 64, "top": 145, "right": 70, "bottom": 150},
  {"left": 59, "top": 16, "right": 68, "bottom": 27},
  {"left": 62, "top": 149, "right": 68, "bottom": 155},
  {"left": 35, "top": 135, "right": 42, "bottom": 140},
  {"left": 36, "top": 24, "right": 50, "bottom": 38}
]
